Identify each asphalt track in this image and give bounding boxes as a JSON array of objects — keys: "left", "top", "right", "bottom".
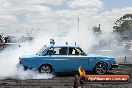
[{"left": 0, "top": 64, "right": 132, "bottom": 88}]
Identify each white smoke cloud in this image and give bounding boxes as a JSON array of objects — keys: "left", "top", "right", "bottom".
[
  {"left": 15, "top": 66, "right": 54, "bottom": 80},
  {"left": 0, "top": 32, "right": 54, "bottom": 79}
]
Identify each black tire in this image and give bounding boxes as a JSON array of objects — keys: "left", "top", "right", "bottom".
[
  {"left": 39, "top": 64, "right": 53, "bottom": 73},
  {"left": 94, "top": 62, "right": 108, "bottom": 74}
]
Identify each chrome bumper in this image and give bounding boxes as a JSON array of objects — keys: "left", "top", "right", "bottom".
[{"left": 111, "top": 64, "right": 118, "bottom": 68}]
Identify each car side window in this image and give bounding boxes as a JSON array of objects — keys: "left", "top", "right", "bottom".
[
  {"left": 46, "top": 47, "right": 68, "bottom": 55},
  {"left": 69, "top": 47, "right": 85, "bottom": 55},
  {"left": 46, "top": 48, "right": 54, "bottom": 55},
  {"left": 58, "top": 47, "right": 67, "bottom": 55}
]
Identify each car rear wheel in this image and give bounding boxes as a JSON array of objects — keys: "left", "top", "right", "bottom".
[
  {"left": 39, "top": 64, "right": 53, "bottom": 73},
  {"left": 94, "top": 62, "right": 108, "bottom": 74}
]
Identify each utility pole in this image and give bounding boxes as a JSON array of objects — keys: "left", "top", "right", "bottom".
[
  {"left": 78, "top": 18, "right": 79, "bottom": 32},
  {"left": 124, "top": 56, "right": 127, "bottom": 63},
  {"left": 58, "top": 24, "right": 59, "bottom": 33}
]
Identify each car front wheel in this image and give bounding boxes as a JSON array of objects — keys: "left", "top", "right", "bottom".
[
  {"left": 94, "top": 62, "right": 108, "bottom": 74},
  {"left": 39, "top": 64, "right": 53, "bottom": 73}
]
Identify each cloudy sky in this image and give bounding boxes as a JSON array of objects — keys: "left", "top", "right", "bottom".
[
  {"left": 0, "top": 0, "right": 132, "bottom": 36},
  {"left": 103, "top": 0, "right": 132, "bottom": 10}
]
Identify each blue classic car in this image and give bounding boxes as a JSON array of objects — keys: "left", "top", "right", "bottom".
[{"left": 19, "top": 44, "right": 118, "bottom": 74}]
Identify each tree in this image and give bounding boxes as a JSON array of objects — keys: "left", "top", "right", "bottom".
[{"left": 113, "top": 14, "right": 132, "bottom": 40}]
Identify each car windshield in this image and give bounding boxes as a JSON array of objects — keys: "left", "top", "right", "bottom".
[{"left": 36, "top": 45, "right": 47, "bottom": 55}]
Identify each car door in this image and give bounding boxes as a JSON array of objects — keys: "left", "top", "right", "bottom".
[
  {"left": 67, "top": 47, "right": 89, "bottom": 71},
  {"left": 48, "top": 47, "right": 72, "bottom": 72}
]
